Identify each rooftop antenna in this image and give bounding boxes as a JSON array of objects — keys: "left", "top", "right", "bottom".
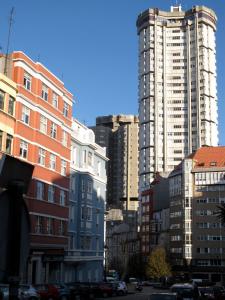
[{"left": 4, "top": 7, "right": 14, "bottom": 76}]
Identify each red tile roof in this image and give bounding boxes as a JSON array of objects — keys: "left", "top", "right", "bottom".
[{"left": 192, "top": 146, "right": 225, "bottom": 168}]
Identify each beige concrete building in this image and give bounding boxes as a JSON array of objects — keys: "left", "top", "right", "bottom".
[
  {"left": 91, "top": 115, "right": 139, "bottom": 211},
  {"left": 137, "top": 5, "right": 218, "bottom": 193},
  {"left": 169, "top": 147, "right": 225, "bottom": 283},
  {"left": 0, "top": 73, "right": 17, "bottom": 155}
]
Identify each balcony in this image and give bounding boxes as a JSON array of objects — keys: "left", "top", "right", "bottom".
[{"left": 64, "top": 249, "right": 104, "bottom": 263}]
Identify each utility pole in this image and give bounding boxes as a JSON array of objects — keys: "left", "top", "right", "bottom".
[{"left": 4, "top": 7, "right": 14, "bottom": 76}]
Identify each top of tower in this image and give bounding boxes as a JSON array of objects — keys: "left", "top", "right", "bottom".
[
  {"left": 136, "top": 5, "right": 217, "bottom": 34},
  {"left": 170, "top": 5, "right": 182, "bottom": 12}
]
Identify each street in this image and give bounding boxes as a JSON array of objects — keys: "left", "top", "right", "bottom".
[{"left": 96, "top": 286, "right": 169, "bottom": 300}]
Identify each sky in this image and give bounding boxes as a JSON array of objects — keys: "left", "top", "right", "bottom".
[{"left": 0, "top": 0, "right": 225, "bottom": 143}]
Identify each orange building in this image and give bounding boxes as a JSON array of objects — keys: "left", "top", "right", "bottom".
[{"left": 0, "top": 52, "right": 73, "bottom": 283}]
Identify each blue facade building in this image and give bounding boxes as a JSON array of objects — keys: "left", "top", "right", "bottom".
[{"left": 64, "top": 119, "right": 108, "bottom": 282}]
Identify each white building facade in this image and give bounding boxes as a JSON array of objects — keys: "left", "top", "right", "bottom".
[
  {"left": 65, "top": 119, "right": 108, "bottom": 282},
  {"left": 137, "top": 5, "right": 218, "bottom": 192}
]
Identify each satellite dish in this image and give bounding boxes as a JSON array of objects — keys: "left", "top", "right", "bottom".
[{"left": 0, "top": 190, "right": 30, "bottom": 282}]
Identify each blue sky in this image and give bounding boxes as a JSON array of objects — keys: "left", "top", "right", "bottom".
[{"left": 0, "top": 0, "right": 225, "bottom": 143}]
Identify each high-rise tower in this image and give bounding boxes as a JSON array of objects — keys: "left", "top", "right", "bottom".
[{"left": 137, "top": 5, "right": 218, "bottom": 192}]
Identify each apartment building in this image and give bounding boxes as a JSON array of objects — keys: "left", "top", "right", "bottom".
[
  {"left": 65, "top": 119, "right": 107, "bottom": 282},
  {"left": 0, "top": 73, "right": 17, "bottom": 154},
  {"left": 169, "top": 147, "right": 225, "bottom": 283},
  {"left": 136, "top": 5, "right": 218, "bottom": 193},
  {"left": 0, "top": 51, "right": 73, "bottom": 283},
  {"left": 141, "top": 174, "right": 170, "bottom": 259},
  {"left": 91, "top": 115, "right": 139, "bottom": 211}
]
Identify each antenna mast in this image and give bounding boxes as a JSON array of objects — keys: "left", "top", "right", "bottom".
[{"left": 4, "top": 7, "right": 14, "bottom": 76}]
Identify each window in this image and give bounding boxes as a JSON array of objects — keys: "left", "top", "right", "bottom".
[
  {"left": 69, "top": 205, "right": 75, "bottom": 223},
  {"left": 0, "top": 90, "right": 5, "bottom": 110},
  {"left": 36, "top": 181, "right": 44, "bottom": 200},
  {"left": 6, "top": 134, "right": 13, "bottom": 154},
  {"left": 50, "top": 122, "right": 57, "bottom": 139},
  {"left": 70, "top": 175, "right": 76, "bottom": 194},
  {"left": 59, "top": 220, "right": 65, "bottom": 235},
  {"left": 81, "top": 236, "right": 91, "bottom": 250},
  {"left": 87, "top": 151, "right": 93, "bottom": 166},
  {"left": 38, "top": 148, "right": 46, "bottom": 166},
  {"left": 21, "top": 105, "right": 30, "bottom": 124},
  {"left": 97, "top": 187, "right": 100, "bottom": 200},
  {"left": 60, "top": 190, "right": 66, "bottom": 206},
  {"left": 49, "top": 154, "right": 56, "bottom": 170},
  {"left": 41, "top": 84, "right": 48, "bottom": 101},
  {"left": 52, "top": 92, "right": 58, "bottom": 108},
  {"left": 63, "top": 102, "right": 69, "bottom": 117},
  {"left": 35, "top": 216, "right": 44, "bottom": 234},
  {"left": 97, "top": 161, "right": 101, "bottom": 176},
  {"left": 81, "top": 206, "right": 92, "bottom": 221},
  {"left": 48, "top": 185, "right": 54, "bottom": 203},
  {"left": 23, "top": 73, "right": 31, "bottom": 90},
  {"left": 46, "top": 218, "right": 53, "bottom": 234},
  {"left": 61, "top": 160, "right": 67, "bottom": 176},
  {"left": 81, "top": 179, "right": 85, "bottom": 192},
  {"left": 40, "top": 115, "right": 47, "bottom": 133},
  {"left": 62, "top": 131, "right": 68, "bottom": 146},
  {"left": 19, "top": 140, "right": 28, "bottom": 158},
  {"left": 8, "top": 96, "right": 15, "bottom": 116},
  {"left": 0, "top": 131, "right": 2, "bottom": 151},
  {"left": 87, "top": 180, "right": 93, "bottom": 194}
]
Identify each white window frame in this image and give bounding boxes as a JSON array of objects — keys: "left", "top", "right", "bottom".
[
  {"left": 48, "top": 185, "right": 54, "bottom": 203},
  {"left": 49, "top": 153, "right": 56, "bottom": 170},
  {"left": 38, "top": 148, "right": 46, "bottom": 166},
  {"left": 62, "top": 131, "right": 68, "bottom": 146},
  {"left": 40, "top": 115, "right": 47, "bottom": 134},
  {"left": 60, "top": 190, "right": 66, "bottom": 206},
  {"left": 87, "top": 151, "right": 93, "bottom": 166},
  {"left": 59, "top": 220, "right": 65, "bottom": 235},
  {"left": 87, "top": 180, "right": 93, "bottom": 194},
  {"left": 21, "top": 105, "right": 30, "bottom": 125},
  {"left": 19, "top": 140, "right": 28, "bottom": 158},
  {"left": 41, "top": 84, "right": 48, "bottom": 101},
  {"left": 8, "top": 96, "right": 15, "bottom": 116},
  {"left": 63, "top": 101, "right": 69, "bottom": 117},
  {"left": 24, "top": 73, "right": 31, "bottom": 90},
  {"left": 52, "top": 92, "right": 58, "bottom": 108},
  {"left": 46, "top": 218, "right": 53, "bottom": 234},
  {"left": 61, "top": 160, "right": 67, "bottom": 176},
  {"left": 50, "top": 122, "right": 57, "bottom": 139},
  {"left": 35, "top": 216, "right": 44, "bottom": 234},
  {"left": 36, "top": 181, "right": 44, "bottom": 200},
  {"left": 0, "top": 90, "right": 5, "bottom": 110}
]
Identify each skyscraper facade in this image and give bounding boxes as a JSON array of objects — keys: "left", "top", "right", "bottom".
[
  {"left": 136, "top": 5, "right": 218, "bottom": 192},
  {"left": 91, "top": 115, "right": 139, "bottom": 211}
]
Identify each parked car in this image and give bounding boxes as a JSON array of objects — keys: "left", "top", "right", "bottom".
[
  {"left": 96, "top": 282, "right": 116, "bottom": 298},
  {"left": 51, "top": 284, "right": 70, "bottom": 300},
  {"left": 65, "top": 283, "right": 81, "bottom": 300},
  {"left": 19, "top": 285, "right": 40, "bottom": 300},
  {"left": 115, "top": 281, "right": 128, "bottom": 296},
  {"left": 0, "top": 285, "right": 39, "bottom": 300},
  {"left": 0, "top": 285, "right": 9, "bottom": 300},
  {"left": 199, "top": 286, "right": 225, "bottom": 300},
  {"left": 34, "top": 284, "right": 60, "bottom": 300},
  {"left": 149, "top": 293, "right": 178, "bottom": 300},
  {"left": 170, "top": 283, "right": 199, "bottom": 300}
]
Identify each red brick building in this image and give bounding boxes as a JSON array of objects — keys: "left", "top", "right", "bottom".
[{"left": 0, "top": 51, "right": 73, "bottom": 283}]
